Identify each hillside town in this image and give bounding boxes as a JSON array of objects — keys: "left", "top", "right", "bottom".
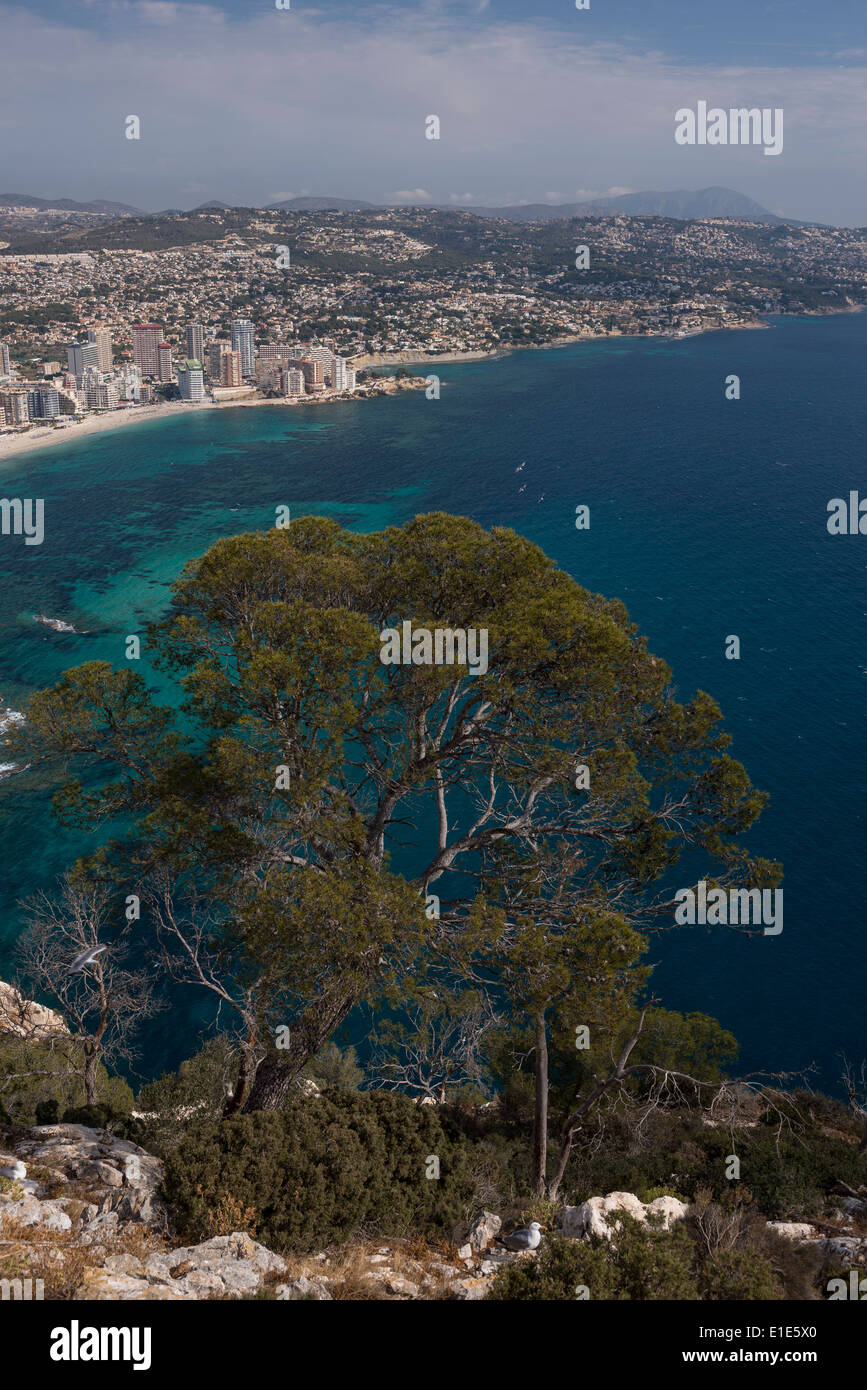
[{"left": 1, "top": 204, "right": 866, "bottom": 437}]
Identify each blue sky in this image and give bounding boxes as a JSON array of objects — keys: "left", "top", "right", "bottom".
[{"left": 0, "top": 0, "right": 864, "bottom": 222}]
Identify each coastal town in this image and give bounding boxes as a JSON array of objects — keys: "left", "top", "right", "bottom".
[{"left": 1, "top": 202, "right": 866, "bottom": 448}]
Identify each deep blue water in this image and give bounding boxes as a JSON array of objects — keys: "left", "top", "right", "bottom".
[{"left": 1, "top": 311, "right": 864, "bottom": 1092}]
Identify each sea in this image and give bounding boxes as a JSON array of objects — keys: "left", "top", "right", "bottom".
[{"left": 0, "top": 310, "right": 864, "bottom": 1094}]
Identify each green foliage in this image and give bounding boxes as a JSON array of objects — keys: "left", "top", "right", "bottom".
[
  {"left": 61, "top": 1101, "right": 133, "bottom": 1130},
  {"left": 487, "top": 1220, "right": 701, "bottom": 1301},
  {"left": 6, "top": 510, "right": 778, "bottom": 1119},
  {"left": 698, "top": 1248, "right": 781, "bottom": 1301},
  {"left": 629, "top": 1008, "right": 739, "bottom": 1084},
  {"left": 0, "top": 1036, "right": 133, "bottom": 1127},
  {"left": 163, "top": 1091, "right": 479, "bottom": 1252},
  {"left": 302, "top": 1042, "right": 364, "bottom": 1092},
  {"left": 135, "top": 1038, "right": 236, "bottom": 1155}
]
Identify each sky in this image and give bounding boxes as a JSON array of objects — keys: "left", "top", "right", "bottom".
[{"left": 0, "top": 0, "right": 864, "bottom": 223}]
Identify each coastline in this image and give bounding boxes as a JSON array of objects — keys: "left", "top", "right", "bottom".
[
  {"left": 0, "top": 378, "right": 419, "bottom": 465},
  {"left": 0, "top": 304, "right": 859, "bottom": 466}
]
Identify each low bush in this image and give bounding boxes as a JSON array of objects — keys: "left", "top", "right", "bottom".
[
  {"left": 486, "top": 1218, "right": 701, "bottom": 1300},
  {"left": 163, "top": 1090, "right": 480, "bottom": 1252}
]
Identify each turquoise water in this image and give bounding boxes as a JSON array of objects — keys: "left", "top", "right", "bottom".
[{"left": 1, "top": 312, "right": 864, "bottom": 1090}]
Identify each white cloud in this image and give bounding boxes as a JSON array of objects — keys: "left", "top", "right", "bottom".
[
  {"left": 387, "top": 188, "right": 432, "bottom": 202},
  {"left": 0, "top": 3, "right": 863, "bottom": 222},
  {"left": 573, "top": 186, "right": 636, "bottom": 200}
]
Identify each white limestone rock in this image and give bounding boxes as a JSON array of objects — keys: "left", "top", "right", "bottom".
[
  {"left": 561, "top": 1191, "right": 688, "bottom": 1240},
  {"left": 767, "top": 1222, "right": 817, "bottom": 1241},
  {"left": 468, "top": 1210, "right": 502, "bottom": 1251}
]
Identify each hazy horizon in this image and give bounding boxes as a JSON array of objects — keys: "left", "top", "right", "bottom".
[{"left": 0, "top": 0, "right": 864, "bottom": 225}]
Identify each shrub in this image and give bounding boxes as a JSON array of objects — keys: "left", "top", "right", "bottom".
[
  {"left": 487, "top": 1219, "right": 701, "bottom": 1301},
  {"left": 699, "top": 1248, "right": 781, "bottom": 1301},
  {"left": 163, "top": 1090, "right": 480, "bottom": 1252}
]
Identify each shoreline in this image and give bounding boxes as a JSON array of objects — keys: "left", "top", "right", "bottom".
[
  {"left": 0, "top": 304, "right": 860, "bottom": 466},
  {"left": 0, "top": 378, "right": 420, "bottom": 465}
]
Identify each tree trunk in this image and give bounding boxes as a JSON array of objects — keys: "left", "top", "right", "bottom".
[
  {"left": 242, "top": 986, "right": 358, "bottom": 1112},
  {"left": 531, "top": 1011, "right": 549, "bottom": 1197},
  {"left": 223, "top": 1035, "right": 258, "bottom": 1119},
  {"left": 83, "top": 1043, "right": 99, "bottom": 1106}
]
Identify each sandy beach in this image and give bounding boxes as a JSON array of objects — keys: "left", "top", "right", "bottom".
[{"left": 0, "top": 378, "right": 421, "bottom": 466}]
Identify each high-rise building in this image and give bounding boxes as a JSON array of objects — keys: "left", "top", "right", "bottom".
[
  {"left": 331, "top": 356, "right": 356, "bottom": 392},
  {"left": 80, "top": 366, "right": 103, "bottom": 393},
  {"left": 0, "top": 390, "right": 28, "bottom": 424},
  {"left": 220, "top": 351, "right": 243, "bottom": 387},
  {"left": 86, "top": 327, "right": 113, "bottom": 373},
  {"left": 67, "top": 341, "right": 100, "bottom": 379},
  {"left": 185, "top": 323, "right": 204, "bottom": 363},
  {"left": 85, "top": 381, "right": 121, "bottom": 411},
  {"left": 284, "top": 367, "right": 305, "bottom": 397},
  {"left": 132, "top": 324, "right": 164, "bottom": 377},
  {"left": 157, "top": 344, "right": 173, "bottom": 383},
  {"left": 257, "top": 343, "right": 293, "bottom": 364},
  {"left": 0, "top": 405, "right": 5, "bottom": 427},
  {"left": 208, "top": 340, "right": 231, "bottom": 379},
  {"left": 306, "top": 346, "right": 336, "bottom": 380},
  {"left": 230, "top": 319, "right": 255, "bottom": 376},
  {"left": 122, "top": 365, "right": 142, "bottom": 402},
  {"left": 0, "top": 343, "right": 10, "bottom": 377},
  {"left": 177, "top": 359, "right": 205, "bottom": 401},
  {"left": 26, "top": 386, "right": 60, "bottom": 419},
  {"left": 292, "top": 358, "right": 324, "bottom": 393}
]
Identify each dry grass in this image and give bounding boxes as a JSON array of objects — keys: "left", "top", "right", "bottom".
[
  {"left": 201, "top": 1191, "right": 259, "bottom": 1239},
  {"left": 270, "top": 1234, "right": 467, "bottom": 1301},
  {"left": 0, "top": 1204, "right": 167, "bottom": 1300}
]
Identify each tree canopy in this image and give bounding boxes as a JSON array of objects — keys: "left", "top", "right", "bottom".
[{"left": 3, "top": 513, "right": 777, "bottom": 1119}]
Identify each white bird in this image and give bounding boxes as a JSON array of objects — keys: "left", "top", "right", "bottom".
[
  {"left": 496, "top": 1220, "right": 543, "bottom": 1252},
  {"left": 67, "top": 944, "right": 107, "bottom": 974},
  {"left": 0, "top": 1160, "right": 26, "bottom": 1181}
]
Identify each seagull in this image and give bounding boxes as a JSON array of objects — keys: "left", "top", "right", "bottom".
[
  {"left": 515, "top": 462, "right": 526, "bottom": 473},
  {"left": 67, "top": 944, "right": 107, "bottom": 974},
  {"left": 496, "top": 1221, "right": 543, "bottom": 1252},
  {"left": 0, "top": 1160, "right": 26, "bottom": 1181}
]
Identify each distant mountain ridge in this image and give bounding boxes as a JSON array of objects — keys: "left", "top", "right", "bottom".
[
  {"left": 461, "top": 186, "right": 792, "bottom": 224},
  {"left": 0, "top": 193, "right": 142, "bottom": 216},
  {"left": 0, "top": 186, "right": 813, "bottom": 225},
  {"left": 266, "top": 196, "right": 379, "bottom": 212}
]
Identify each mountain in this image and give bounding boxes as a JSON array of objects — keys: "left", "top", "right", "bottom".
[
  {"left": 456, "top": 187, "right": 790, "bottom": 224},
  {"left": 266, "top": 195, "right": 379, "bottom": 212},
  {"left": 589, "top": 186, "right": 785, "bottom": 221},
  {"left": 0, "top": 193, "right": 142, "bottom": 216},
  {"left": 0, "top": 186, "right": 809, "bottom": 226}
]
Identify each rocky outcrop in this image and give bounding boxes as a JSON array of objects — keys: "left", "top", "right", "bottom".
[
  {"left": 74, "top": 1233, "right": 287, "bottom": 1301},
  {"left": 8, "top": 1123, "right": 166, "bottom": 1227},
  {"left": 561, "top": 1191, "right": 689, "bottom": 1240},
  {"left": 0, "top": 980, "right": 68, "bottom": 1038},
  {"left": 467, "top": 1210, "right": 502, "bottom": 1251},
  {"left": 1, "top": 1123, "right": 289, "bottom": 1301}
]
